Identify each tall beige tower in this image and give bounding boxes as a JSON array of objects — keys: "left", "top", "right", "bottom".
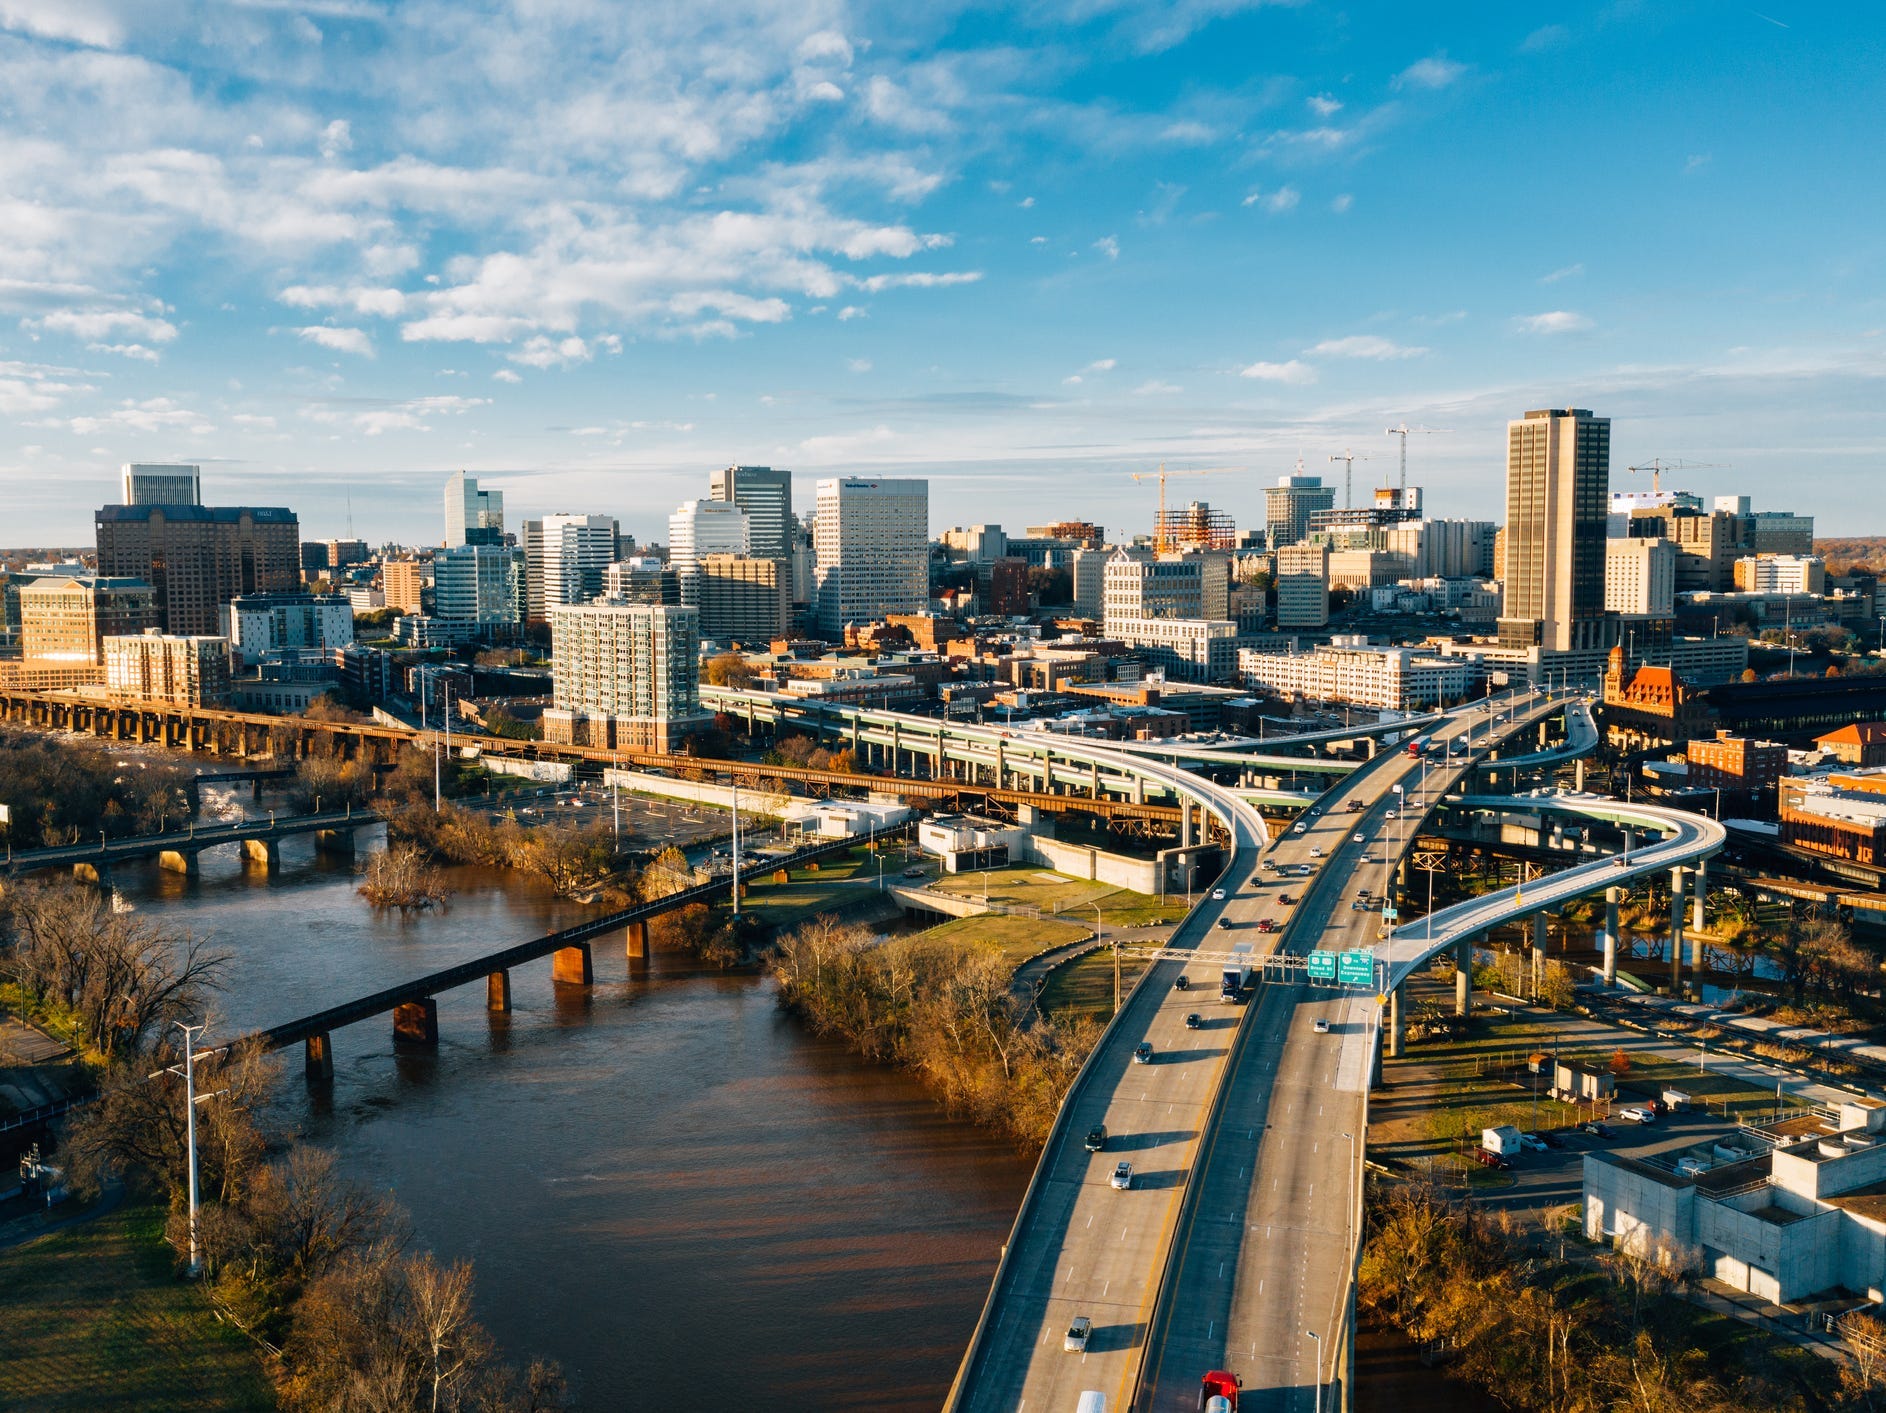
[{"left": 1497, "top": 407, "right": 1611, "bottom": 653}]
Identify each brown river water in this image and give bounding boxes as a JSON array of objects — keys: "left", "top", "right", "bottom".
[{"left": 106, "top": 822, "right": 1031, "bottom": 1411}]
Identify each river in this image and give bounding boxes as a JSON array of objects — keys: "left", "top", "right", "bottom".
[{"left": 107, "top": 820, "right": 1032, "bottom": 1411}]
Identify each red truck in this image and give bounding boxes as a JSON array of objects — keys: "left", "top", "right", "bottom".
[{"left": 1199, "top": 1369, "right": 1241, "bottom": 1411}]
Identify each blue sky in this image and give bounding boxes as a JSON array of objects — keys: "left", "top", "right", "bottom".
[{"left": 0, "top": 0, "right": 1879, "bottom": 547}]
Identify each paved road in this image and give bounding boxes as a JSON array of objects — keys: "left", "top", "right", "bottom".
[{"left": 1141, "top": 694, "right": 1570, "bottom": 1413}]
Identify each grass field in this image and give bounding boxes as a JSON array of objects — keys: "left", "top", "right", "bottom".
[
  {"left": 0, "top": 1203, "right": 275, "bottom": 1413},
  {"left": 1036, "top": 947, "right": 1152, "bottom": 1020},
  {"left": 908, "top": 913, "right": 1089, "bottom": 968},
  {"left": 735, "top": 846, "right": 891, "bottom": 928},
  {"left": 924, "top": 864, "right": 1177, "bottom": 927}
]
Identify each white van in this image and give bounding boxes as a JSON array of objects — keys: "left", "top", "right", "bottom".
[{"left": 1077, "top": 1394, "right": 1108, "bottom": 1413}]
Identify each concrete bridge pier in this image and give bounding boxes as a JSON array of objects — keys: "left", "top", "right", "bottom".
[
  {"left": 157, "top": 847, "right": 199, "bottom": 876},
  {"left": 1454, "top": 936, "right": 1473, "bottom": 1018},
  {"left": 625, "top": 920, "right": 649, "bottom": 961},
  {"left": 486, "top": 970, "right": 512, "bottom": 1012},
  {"left": 241, "top": 838, "right": 279, "bottom": 873},
  {"left": 1669, "top": 867, "right": 1687, "bottom": 995},
  {"left": 1692, "top": 857, "right": 1707, "bottom": 934},
  {"left": 305, "top": 1032, "right": 335, "bottom": 1081},
  {"left": 552, "top": 942, "right": 593, "bottom": 986},
  {"left": 1179, "top": 802, "right": 1194, "bottom": 848},
  {"left": 1531, "top": 911, "right": 1548, "bottom": 998},
  {"left": 1602, "top": 887, "right": 1621, "bottom": 987},
  {"left": 1387, "top": 984, "right": 1404, "bottom": 1059},
  {"left": 71, "top": 861, "right": 108, "bottom": 885},
  {"left": 393, "top": 998, "right": 439, "bottom": 1046},
  {"left": 313, "top": 827, "right": 355, "bottom": 858},
  {"left": 1574, "top": 757, "right": 1586, "bottom": 792}
]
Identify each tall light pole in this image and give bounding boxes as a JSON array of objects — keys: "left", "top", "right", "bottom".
[
  {"left": 1306, "top": 1328, "right": 1325, "bottom": 1413},
  {"left": 730, "top": 774, "right": 741, "bottom": 917}
]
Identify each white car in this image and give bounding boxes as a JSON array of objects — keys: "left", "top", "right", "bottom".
[
  {"left": 1618, "top": 1106, "right": 1657, "bottom": 1124},
  {"left": 1211, "top": 888, "right": 1226, "bottom": 900},
  {"left": 1064, "top": 1316, "right": 1093, "bottom": 1352},
  {"left": 1518, "top": 1132, "right": 1548, "bottom": 1152},
  {"left": 1307, "top": 847, "right": 1323, "bottom": 859},
  {"left": 1110, "top": 1162, "right": 1134, "bottom": 1190},
  {"left": 1312, "top": 1018, "right": 1330, "bottom": 1034},
  {"left": 1352, "top": 832, "right": 1365, "bottom": 844},
  {"left": 1292, "top": 822, "right": 1307, "bottom": 834},
  {"left": 1385, "top": 809, "right": 1398, "bottom": 820}
]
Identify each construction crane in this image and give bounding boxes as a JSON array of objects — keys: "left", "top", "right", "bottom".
[
  {"left": 1130, "top": 464, "right": 1242, "bottom": 551},
  {"left": 1383, "top": 424, "right": 1450, "bottom": 502},
  {"left": 1625, "top": 458, "right": 1725, "bottom": 495},
  {"left": 1328, "top": 449, "right": 1371, "bottom": 511}
]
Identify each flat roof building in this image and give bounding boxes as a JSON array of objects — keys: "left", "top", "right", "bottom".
[{"left": 95, "top": 503, "right": 301, "bottom": 637}]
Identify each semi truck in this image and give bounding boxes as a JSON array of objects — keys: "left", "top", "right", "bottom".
[{"left": 1220, "top": 944, "right": 1254, "bottom": 1002}]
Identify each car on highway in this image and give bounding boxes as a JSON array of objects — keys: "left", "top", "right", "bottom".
[
  {"left": 1518, "top": 1132, "right": 1548, "bottom": 1152},
  {"left": 1174, "top": 974, "right": 1190, "bottom": 990},
  {"left": 1612, "top": 855, "right": 1629, "bottom": 868},
  {"left": 1133, "top": 1041, "right": 1154, "bottom": 1064},
  {"left": 1063, "top": 1316, "right": 1092, "bottom": 1353},
  {"left": 1385, "top": 809, "right": 1399, "bottom": 820},
  {"left": 1308, "top": 846, "right": 1324, "bottom": 859},
  {"left": 1216, "top": 918, "right": 1232, "bottom": 930},
  {"left": 1085, "top": 1125, "right": 1107, "bottom": 1152},
  {"left": 1312, "top": 1018, "right": 1330, "bottom": 1034},
  {"left": 1618, "top": 1106, "right": 1658, "bottom": 1124},
  {"left": 1110, "top": 1161, "right": 1134, "bottom": 1190},
  {"left": 1261, "top": 859, "right": 1278, "bottom": 871},
  {"left": 1292, "top": 822, "right": 1307, "bottom": 834},
  {"left": 1185, "top": 1012, "right": 1201, "bottom": 1030},
  {"left": 1347, "top": 799, "right": 1365, "bottom": 812},
  {"left": 1351, "top": 899, "right": 1369, "bottom": 911},
  {"left": 1255, "top": 919, "right": 1276, "bottom": 933},
  {"left": 1211, "top": 888, "right": 1227, "bottom": 900},
  {"left": 1352, "top": 832, "right": 1365, "bottom": 844},
  {"left": 1277, "top": 893, "right": 1294, "bottom": 905}
]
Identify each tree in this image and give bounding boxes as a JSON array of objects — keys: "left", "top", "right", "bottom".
[
  {"left": 1027, "top": 565, "right": 1071, "bottom": 606},
  {"left": 704, "top": 652, "right": 757, "bottom": 688}
]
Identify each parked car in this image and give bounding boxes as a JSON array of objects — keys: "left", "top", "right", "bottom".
[
  {"left": 1619, "top": 1106, "right": 1657, "bottom": 1124},
  {"left": 1540, "top": 1131, "right": 1566, "bottom": 1149},
  {"left": 1085, "top": 1125, "right": 1107, "bottom": 1152},
  {"left": 1312, "top": 1018, "right": 1330, "bottom": 1034},
  {"left": 1133, "top": 1042, "right": 1154, "bottom": 1064},
  {"left": 1580, "top": 1121, "right": 1614, "bottom": 1139},
  {"left": 1474, "top": 1148, "right": 1512, "bottom": 1171},
  {"left": 903, "top": 866, "right": 926, "bottom": 878},
  {"left": 1110, "top": 1162, "right": 1134, "bottom": 1190},
  {"left": 1064, "top": 1316, "right": 1093, "bottom": 1353},
  {"left": 1185, "top": 1012, "right": 1202, "bottom": 1030},
  {"left": 1518, "top": 1132, "right": 1548, "bottom": 1153}
]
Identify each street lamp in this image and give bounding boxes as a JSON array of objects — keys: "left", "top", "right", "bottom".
[{"left": 1306, "top": 1328, "right": 1325, "bottom": 1413}]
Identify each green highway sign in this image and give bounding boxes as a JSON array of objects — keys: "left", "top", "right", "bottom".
[
  {"left": 1338, "top": 950, "right": 1375, "bottom": 986},
  {"left": 1306, "top": 951, "right": 1338, "bottom": 982},
  {"left": 1380, "top": 905, "right": 1399, "bottom": 922}
]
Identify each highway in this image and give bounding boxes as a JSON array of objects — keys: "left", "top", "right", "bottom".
[{"left": 1135, "top": 693, "right": 1569, "bottom": 1413}]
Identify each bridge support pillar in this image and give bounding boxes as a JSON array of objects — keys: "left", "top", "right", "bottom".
[
  {"left": 1454, "top": 936, "right": 1473, "bottom": 1018},
  {"left": 71, "top": 861, "right": 106, "bottom": 884},
  {"left": 393, "top": 999, "right": 438, "bottom": 1046},
  {"left": 251, "top": 778, "right": 264, "bottom": 802},
  {"left": 313, "top": 827, "right": 355, "bottom": 857},
  {"left": 553, "top": 942, "right": 593, "bottom": 987},
  {"left": 1669, "top": 867, "right": 1687, "bottom": 996},
  {"left": 305, "top": 1031, "right": 335, "bottom": 1081},
  {"left": 1692, "top": 857, "right": 1707, "bottom": 934},
  {"left": 1574, "top": 757, "right": 1586, "bottom": 792},
  {"left": 1602, "top": 887, "right": 1621, "bottom": 987},
  {"left": 157, "top": 848, "right": 197, "bottom": 876},
  {"left": 1388, "top": 984, "right": 1404, "bottom": 1059},
  {"left": 1531, "top": 912, "right": 1548, "bottom": 1001},
  {"left": 242, "top": 838, "right": 279, "bottom": 873},
  {"left": 625, "top": 920, "right": 649, "bottom": 960},
  {"left": 486, "top": 970, "right": 511, "bottom": 1012},
  {"left": 1179, "top": 801, "right": 1193, "bottom": 848}
]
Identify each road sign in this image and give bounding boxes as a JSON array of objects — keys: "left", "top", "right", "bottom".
[
  {"left": 1380, "top": 905, "right": 1399, "bottom": 922},
  {"left": 1338, "top": 950, "right": 1375, "bottom": 986},
  {"left": 1306, "top": 950, "right": 1338, "bottom": 982}
]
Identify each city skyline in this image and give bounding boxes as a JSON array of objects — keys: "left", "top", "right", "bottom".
[{"left": 1, "top": 3, "right": 1881, "bottom": 544}]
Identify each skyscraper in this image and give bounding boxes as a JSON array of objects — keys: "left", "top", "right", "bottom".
[
  {"left": 95, "top": 504, "right": 301, "bottom": 636},
  {"left": 1497, "top": 407, "right": 1611, "bottom": 653},
  {"left": 667, "top": 499, "right": 750, "bottom": 603},
  {"left": 429, "top": 544, "right": 521, "bottom": 629},
  {"left": 544, "top": 601, "right": 708, "bottom": 751},
  {"left": 444, "top": 471, "right": 504, "bottom": 546},
  {"left": 812, "top": 478, "right": 929, "bottom": 636},
  {"left": 523, "top": 513, "right": 618, "bottom": 620},
  {"left": 1263, "top": 474, "right": 1335, "bottom": 547},
  {"left": 709, "top": 465, "right": 792, "bottom": 562},
  {"left": 121, "top": 463, "right": 201, "bottom": 507}
]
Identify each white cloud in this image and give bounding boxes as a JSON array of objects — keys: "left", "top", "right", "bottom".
[
  {"left": 1541, "top": 262, "right": 1584, "bottom": 283},
  {"left": 1516, "top": 310, "right": 1593, "bottom": 335},
  {"left": 1133, "top": 379, "right": 1181, "bottom": 395},
  {"left": 1308, "top": 93, "right": 1342, "bottom": 117},
  {"left": 319, "top": 118, "right": 352, "bottom": 161},
  {"left": 0, "top": 359, "right": 91, "bottom": 413},
  {"left": 348, "top": 394, "right": 487, "bottom": 436},
  {"left": 802, "top": 80, "right": 845, "bottom": 103},
  {"left": 88, "top": 342, "right": 160, "bottom": 361},
  {"left": 1685, "top": 153, "right": 1712, "bottom": 174},
  {"left": 29, "top": 308, "right": 178, "bottom": 343},
  {"left": 1093, "top": 235, "right": 1119, "bottom": 260},
  {"left": 491, "top": 368, "right": 522, "bottom": 383},
  {"left": 1307, "top": 335, "right": 1427, "bottom": 360},
  {"left": 1330, "top": 193, "right": 1354, "bottom": 214},
  {"left": 1242, "top": 186, "right": 1299, "bottom": 214},
  {"left": 1395, "top": 54, "right": 1467, "bottom": 90},
  {"left": 297, "top": 325, "right": 374, "bottom": 356},
  {"left": 1062, "top": 375, "right": 1082, "bottom": 385},
  {"left": 1239, "top": 359, "right": 1316, "bottom": 384},
  {"left": 1160, "top": 120, "right": 1215, "bottom": 144},
  {"left": 836, "top": 305, "right": 866, "bottom": 320},
  {"left": 1019, "top": 196, "right": 1035, "bottom": 208},
  {"left": 68, "top": 396, "right": 214, "bottom": 436},
  {"left": 0, "top": 0, "right": 121, "bottom": 48},
  {"left": 857, "top": 270, "right": 981, "bottom": 293},
  {"left": 1087, "top": 358, "right": 1117, "bottom": 372},
  {"left": 507, "top": 334, "right": 591, "bottom": 369},
  {"left": 796, "top": 30, "right": 853, "bottom": 66},
  {"left": 1521, "top": 25, "right": 1570, "bottom": 53},
  {"left": 846, "top": 357, "right": 872, "bottom": 373}
]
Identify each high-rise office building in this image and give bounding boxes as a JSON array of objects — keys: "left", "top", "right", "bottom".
[
  {"left": 95, "top": 504, "right": 301, "bottom": 636},
  {"left": 1264, "top": 474, "right": 1336, "bottom": 547},
  {"left": 604, "top": 558, "right": 680, "bottom": 605},
  {"left": 544, "top": 601, "right": 708, "bottom": 751},
  {"left": 382, "top": 558, "right": 427, "bottom": 614},
  {"left": 812, "top": 478, "right": 928, "bottom": 636},
  {"left": 1497, "top": 407, "right": 1611, "bottom": 653},
  {"left": 432, "top": 544, "right": 522, "bottom": 629},
  {"left": 523, "top": 513, "right": 618, "bottom": 620},
  {"left": 708, "top": 465, "right": 792, "bottom": 561},
  {"left": 1418, "top": 520, "right": 1499, "bottom": 579},
  {"left": 19, "top": 576, "right": 157, "bottom": 663},
  {"left": 668, "top": 500, "right": 750, "bottom": 603},
  {"left": 695, "top": 553, "right": 789, "bottom": 641},
  {"left": 121, "top": 463, "right": 201, "bottom": 507},
  {"left": 444, "top": 471, "right": 505, "bottom": 546},
  {"left": 1605, "top": 536, "right": 1676, "bottom": 616}
]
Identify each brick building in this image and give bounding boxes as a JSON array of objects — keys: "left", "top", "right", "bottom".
[
  {"left": 19, "top": 576, "right": 156, "bottom": 664},
  {"left": 1816, "top": 722, "right": 1886, "bottom": 769},
  {"left": 95, "top": 504, "right": 301, "bottom": 636},
  {"left": 103, "top": 632, "right": 232, "bottom": 706},
  {"left": 1685, "top": 729, "right": 1787, "bottom": 809}
]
